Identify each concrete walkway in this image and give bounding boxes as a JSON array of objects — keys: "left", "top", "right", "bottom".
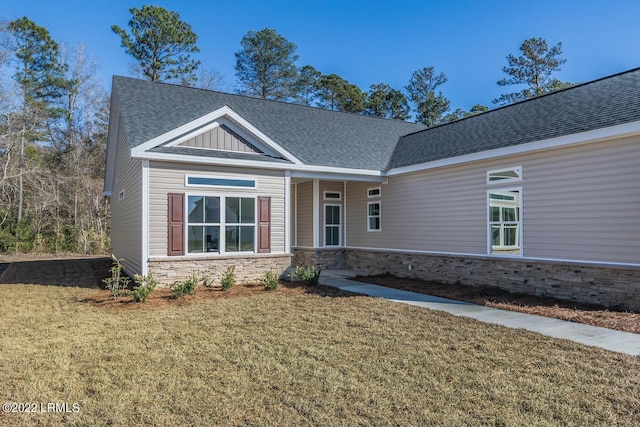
[{"left": 320, "top": 270, "right": 640, "bottom": 356}]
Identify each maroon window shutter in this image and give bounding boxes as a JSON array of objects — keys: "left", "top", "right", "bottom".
[
  {"left": 168, "top": 193, "right": 185, "bottom": 256},
  {"left": 257, "top": 196, "right": 271, "bottom": 253}
]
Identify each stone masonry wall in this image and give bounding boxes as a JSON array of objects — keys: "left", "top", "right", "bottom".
[
  {"left": 346, "top": 249, "right": 640, "bottom": 311},
  {"left": 148, "top": 254, "right": 292, "bottom": 287},
  {"left": 292, "top": 248, "right": 346, "bottom": 270}
]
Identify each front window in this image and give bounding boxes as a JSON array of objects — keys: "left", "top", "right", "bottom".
[
  {"left": 187, "top": 196, "right": 255, "bottom": 254},
  {"left": 488, "top": 190, "right": 521, "bottom": 255}
]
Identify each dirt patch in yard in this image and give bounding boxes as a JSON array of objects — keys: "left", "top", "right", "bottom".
[{"left": 353, "top": 274, "right": 640, "bottom": 334}]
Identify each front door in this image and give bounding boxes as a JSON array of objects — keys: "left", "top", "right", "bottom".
[{"left": 324, "top": 204, "right": 341, "bottom": 246}]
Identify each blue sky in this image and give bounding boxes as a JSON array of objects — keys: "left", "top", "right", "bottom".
[{"left": 2, "top": 0, "right": 639, "bottom": 113}]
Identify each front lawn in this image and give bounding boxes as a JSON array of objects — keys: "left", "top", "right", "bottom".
[{"left": 0, "top": 281, "right": 638, "bottom": 426}]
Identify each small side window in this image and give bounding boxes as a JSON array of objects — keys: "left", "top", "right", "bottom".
[
  {"left": 487, "top": 167, "right": 522, "bottom": 184},
  {"left": 488, "top": 189, "right": 522, "bottom": 256},
  {"left": 367, "top": 201, "right": 381, "bottom": 232},
  {"left": 323, "top": 191, "right": 342, "bottom": 201},
  {"left": 367, "top": 187, "right": 381, "bottom": 198}
]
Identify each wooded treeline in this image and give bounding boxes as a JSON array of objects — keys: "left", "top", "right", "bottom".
[
  {"left": 0, "top": 18, "right": 109, "bottom": 253},
  {"left": 0, "top": 5, "right": 571, "bottom": 254}
]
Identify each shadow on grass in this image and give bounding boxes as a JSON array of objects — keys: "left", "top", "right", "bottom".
[{"left": 0, "top": 256, "right": 111, "bottom": 289}]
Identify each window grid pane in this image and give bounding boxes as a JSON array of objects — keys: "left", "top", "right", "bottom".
[
  {"left": 240, "top": 198, "right": 255, "bottom": 223},
  {"left": 188, "top": 226, "right": 204, "bottom": 253},
  {"left": 369, "top": 217, "right": 380, "bottom": 230},
  {"left": 188, "top": 196, "right": 204, "bottom": 223},
  {"left": 326, "top": 226, "right": 340, "bottom": 246},
  {"left": 325, "top": 206, "right": 340, "bottom": 225}
]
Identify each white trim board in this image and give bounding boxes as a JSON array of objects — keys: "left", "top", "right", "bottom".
[
  {"left": 131, "top": 105, "right": 304, "bottom": 165},
  {"left": 387, "top": 121, "right": 640, "bottom": 176},
  {"left": 133, "top": 150, "right": 386, "bottom": 182},
  {"left": 141, "top": 160, "right": 150, "bottom": 275}
]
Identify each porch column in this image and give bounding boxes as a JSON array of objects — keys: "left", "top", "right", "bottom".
[
  {"left": 284, "top": 170, "right": 291, "bottom": 253},
  {"left": 343, "top": 180, "right": 347, "bottom": 247},
  {"left": 313, "top": 179, "right": 319, "bottom": 247}
]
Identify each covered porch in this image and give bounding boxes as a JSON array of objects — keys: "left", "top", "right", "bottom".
[{"left": 288, "top": 172, "right": 386, "bottom": 270}]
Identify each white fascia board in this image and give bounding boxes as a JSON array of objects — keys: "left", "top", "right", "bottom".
[
  {"left": 386, "top": 121, "right": 640, "bottom": 176},
  {"left": 133, "top": 150, "right": 385, "bottom": 182},
  {"left": 130, "top": 105, "right": 304, "bottom": 165},
  {"left": 290, "top": 169, "right": 385, "bottom": 182}
]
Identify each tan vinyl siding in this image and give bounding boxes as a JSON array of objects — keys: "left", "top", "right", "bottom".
[
  {"left": 109, "top": 114, "right": 143, "bottom": 275},
  {"left": 521, "top": 135, "right": 640, "bottom": 263},
  {"left": 148, "top": 162, "right": 286, "bottom": 257},
  {"left": 346, "top": 168, "right": 486, "bottom": 254},
  {"left": 178, "top": 124, "right": 260, "bottom": 153},
  {"left": 295, "top": 181, "right": 313, "bottom": 247},
  {"left": 346, "top": 135, "right": 640, "bottom": 264}
]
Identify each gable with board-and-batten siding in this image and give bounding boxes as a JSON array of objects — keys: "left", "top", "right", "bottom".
[{"left": 177, "top": 123, "right": 262, "bottom": 154}]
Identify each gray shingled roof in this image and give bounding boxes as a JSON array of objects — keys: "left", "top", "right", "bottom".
[
  {"left": 388, "top": 68, "right": 640, "bottom": 169},
  {"left": 113, "top": 69, "right": 640, "bottom": 172},
  {"left": 113, "top": 77, "right": 425, "bottom": 170}
]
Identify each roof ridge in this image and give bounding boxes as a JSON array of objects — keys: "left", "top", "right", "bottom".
[
  {"left": 112, "top": 75, "right": 425, "bottom": 128},
  {"left": 399, "top": 65, "right": 640, "bottom": 139}
]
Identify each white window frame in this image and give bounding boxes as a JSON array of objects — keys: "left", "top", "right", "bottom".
[
  {"left": 367, "top": 200, "right": 381, "bottom": 232},
  {"left": 185, "top": 174, "right": 257, "bottom": 190},
  {"left": 487, "top": 166, "right": 522, "bottom": 184},
  {"left": 487, "top": 187, "right": 522, "bottom": 257},
  {"left": 367, "top": 187, "right": 381, "bottom": 198},
  {"left": 323, "top": 203, "right": 342, "bottom": 247},
  {"left": 323, "top": 191, "right": 342, "bottom": 201},
  {"left": 185, "top": 193, "right": 257, "bottom": 256}
]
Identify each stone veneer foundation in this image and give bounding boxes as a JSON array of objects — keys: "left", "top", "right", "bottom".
[
  {"left": 343, "top": 249, "right": 640, "bottom": 311},
  {"left": 291, "top": 248, "right": 346, "bottom": 270},
  {"left": 291, "top": 248, "right": 640, "bottom": 311},
  {"left": 148, "top": 254, "right": 292, "bottom": 286}
]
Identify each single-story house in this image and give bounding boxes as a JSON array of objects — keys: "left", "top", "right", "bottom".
[{"left": 105, "top": 68, "right": 640, "bottom": 310}]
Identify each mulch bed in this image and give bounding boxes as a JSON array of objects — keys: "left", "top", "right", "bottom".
[
  {"left": 81, "top": 281, "right": 352, "bottom": 311},
  {"left": 84, "top": 259, "right": 352, "bottom": 310},
  {"left": 353, "top": 274, "right": 640, "bottom": 334}
]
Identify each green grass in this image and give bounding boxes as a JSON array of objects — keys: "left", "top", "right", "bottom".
[{"left": 0, "top": 283, "right": 639, "bottom": 426}]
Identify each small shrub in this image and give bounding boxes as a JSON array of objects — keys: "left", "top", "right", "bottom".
[
  {"left": 103, "top": 255, "right": 130, "bottom": 299},
  {"left": 221, "top": 265, "right": 236, "bottom": 291},
  {"left": 171, "top": 273, "right": 199, "bottom": 298},
  {"left": 262, "top": 271, "right": 279, "bottom": 291},
  {"left": 294, "top": 265, "right": 321, "bottom": 286},
  {"left": 198, "top": 271, "right": 213, "bottom": 288},
  {"left": 132, "top": 272, "right": 158, "bottom": 303}
]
